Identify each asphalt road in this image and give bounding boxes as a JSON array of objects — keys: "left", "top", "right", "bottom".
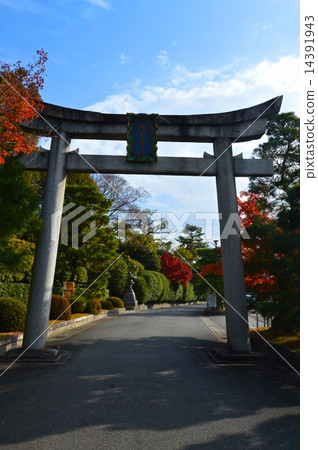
[{"left": 0, "top": 305, "right": 299, "bottom": 449}]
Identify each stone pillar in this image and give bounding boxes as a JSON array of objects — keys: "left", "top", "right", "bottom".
[
  {"left": 23, "top": 132, "right": 71, "bottom": 351},
  {"left": 214, "top": 137, "right": 251, "bottom": 353}
]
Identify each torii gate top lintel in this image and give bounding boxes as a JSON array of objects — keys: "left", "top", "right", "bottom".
[{"left": 23, "top": 95, "right": 283, "bottom": 143}]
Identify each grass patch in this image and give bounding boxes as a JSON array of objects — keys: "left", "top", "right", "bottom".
[
  {"left": 48, "top": 313, "right": 91, "bottom": 325},
  {"left": 250, "top": 327, "right": 300, "bottom": 353}
]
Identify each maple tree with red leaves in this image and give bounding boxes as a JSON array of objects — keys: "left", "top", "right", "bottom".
[
  {"left": 199, "top": 262, "right": 223, "bottom": 279},
  {"left": 0, "top": 49, "right": 47, "bottom": 164},
  {"left": 238, "top": 190, "right": 279, "bottom": 297},
  {"left": 197, "top": 191, "right": 278, "bottom": 299},
  {"left": 160, "top": 252, "right": 192, "bottom": 286}
]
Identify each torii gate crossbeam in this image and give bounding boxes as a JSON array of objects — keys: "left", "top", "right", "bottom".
[{"left": 21, "top": 96, "right": 283, "bottom": 353}]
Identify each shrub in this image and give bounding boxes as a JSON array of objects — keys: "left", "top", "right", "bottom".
[
  {"left": 70, "top": 295, "right": 88, "bottom": 314},
  {"left": 133, "top": 276, "right": 148, "bottom": 304},
  {"left": 108, "top": 259, "right": 128, "bottom": 298},
  {"left": 86, "top": 298, "right": 102, "bottom": 315},
  {"left": 108, "top": 297, "right": 124, "bottom": 308},
  {"left": 101, "top": 299, "right": 113, "bottom": 310},
  {"left": 0, "top": 297, "right": 27, "bottom": 332},
  {"left": 182, "top": 283, "right": 195, "bottom": 303},
  {"left": 50, "top": 295, "right": 71, "bottom": 321},
  {"left": 140, "top": 270, "right": 162, "bottom": 303},
  {"left": 0, "top": 283, "right": 30, "bottom": 305},
  {"left": 173, "top": 283, "right": 183, "bottom": 302}
]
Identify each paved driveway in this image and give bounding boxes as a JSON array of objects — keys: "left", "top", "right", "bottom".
[{"left": 0, "top": 305, "right": 299, "bottom": 449}]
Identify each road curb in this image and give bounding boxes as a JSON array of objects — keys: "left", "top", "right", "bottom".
[{"left": 0, "top": 308, "right": 125, "bottom": 355}]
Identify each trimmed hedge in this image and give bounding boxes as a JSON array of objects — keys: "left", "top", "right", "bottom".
[
  {"left": 173, "top": 283, "right": 183, "bottom": 302},
  {"left": 0, "top": 297, "right": 27, "bottom": 332},
  {"left": 108, "top": 259, "right": 128, "bottom": 298},
  {"left": 182, "top": 283, "right": 195, "bottom": 302},
  {"left": 101, "top": 299, "right": 113, "bottom": 310},
  {"left": 50, "top": 295, "right": 72, "bottom": 321},
  {"left": 139, "top": 270, "right": 162, "bottom": 303},
  {"left": 108, "top": 297, "right": 124, "bottom": 308},
  {"left": 86, "top": 298, "right": 102, "bottom": 315},
  {"left": 133, "top": 276, "right": 148, "bottom": 304},
  {"left": 134, "top": 271, "right": 195, "bottom": 304},
  {"left": 0, "top": 283, "right": 30, "bottom": 305},
  {"left": 70, "top": 295, "right": 88, "bottom": 314}
]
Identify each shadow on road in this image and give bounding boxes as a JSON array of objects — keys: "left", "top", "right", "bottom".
[{"left": 0, "top": 321, "right": 299, "bottom": 449}]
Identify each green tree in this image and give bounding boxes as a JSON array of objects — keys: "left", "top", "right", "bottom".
[
  {"left": 0, "top": 158, "right": 42, "bottom": 281},
  {"left": 241, "top": 112, "right": 300, "bottom": 331},
  {"left": 249, "top": 112, "right": 300, "bottom": 212},
  {"left": 194, "top": 247, "right": 223, "bottom": 300},
  {"left": 176, "top": 224, "right": 209, "bottom": 258},
  {"left": 119, "top": 231, "right": 160, "bottom": 271},
  {"left": 271, "top": 183, "right": 300, "bottom": 331},
  {"left": 54, "top": 173, "right": 118, "bottom": 297}
]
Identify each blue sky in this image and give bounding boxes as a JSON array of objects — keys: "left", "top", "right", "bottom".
[{"left": 0, "top": 0, "right": 300, "bottom": 243}]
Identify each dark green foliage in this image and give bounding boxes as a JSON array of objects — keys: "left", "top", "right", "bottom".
[
  {"left": 86, "top": 298, "right": 102, "bottom": 315},
  {"left": 70, "top": 296, "right": 88, "bottom": 314},
  {"left": 108, "top": 258, "right": 128, "bottom": 298},
  {"left": 0, "top": 158, "right": 41, "bottom": 241},
  {"left": 139, "top": 270, "right": 162, "bottom": 303},
  {"left": 49, "top": 295, "right": 71, "bottom": 321},
  {"left": 182, "top": 283, "right": 195, "bottom": 302},
  {"left": 0, "top": 159, "right": 42, "bottom": 282},
  {"left": 150, "top": 272, "right": 174, "bottom": 302},
  {"left": 249, "top": 112, "right": 300, "bottom": 211},
  {"left": 0, "top": 283, "right": 30, "bottom": 305},
  {"left": 272, "top": 307, "right": 300, "bottom": 333},
  {"left": 0, "top": 297, "right": 27, "bottom": 332},
  {"left": 134, "top": 270, "right": 193, "bottom": 304},
  {"left": 176, "top": 224, "right": 209, "bottom": 258},
  {"left": 245, "top": 113, "right": 300, "bottom": 332},
  {"left": 173, "top": 283, "right": 183, "bottom": 302},
  {"left": 125, "top": 257, "right": 144, "bottom": 276},
  {"left": 133, "top": 276, "right": 148, "bottom": 304},
  {"left": 101, "top": 299, "right": 114, "bottom": 310},
  {"left": 119, "top": 233, "right": 161, "bottom": 271},
  {"left": 108, "top": 297, "right": 124, "bottom": 308},
  {"left": 54, "top": 173, "right": 118, "bottom": 294}
]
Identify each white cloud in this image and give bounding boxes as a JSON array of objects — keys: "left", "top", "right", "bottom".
[
  {"left": 87, "top": 55, "right": 300, "bottom": 116},
  {"left": 119, "top": 53, "right": 132, "bottom": 65},
  {"left": 157, "top": 50, "right": 171, "bottom": 67},
  {"left": 83, "top": 0, "right": 112, "bottom": 10},
  {"left": 83, "top": 55, "right": 300, "bottom": 240},
  {"left": 0, "top": 0, "right": 46, "bottom": 13}
]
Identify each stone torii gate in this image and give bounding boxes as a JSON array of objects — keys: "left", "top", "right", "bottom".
[{"left": 21, "top": 95, "right": 282, "bottom": 353}]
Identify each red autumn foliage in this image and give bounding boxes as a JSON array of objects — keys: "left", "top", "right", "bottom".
[
  {"left": 0, "top": 49, "right": 47, "bottom": 164},
  {"left": 197, "top": 192, "right": 279, "bottom": 296},
  {"left": 237, "top": 191, "right": 272, "bottom": 228},
  {"left": 160, "top": 252, "right": 192, "bottom": 285},
  {"left": 244, "top": 272, "right": 278, "bottom": 293},
  {"left": 238, "top": 190, "right": 279, "bottom": 295},
  {"left": 199, "top": 263, "right": 223, "bottom": 279}
]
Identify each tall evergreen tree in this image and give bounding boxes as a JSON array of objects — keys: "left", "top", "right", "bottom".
[
  {"left": 176, "top": 224, "right": 209, "bottom": 258},
  {"left": 248, "top": 112, "right": 299, "bottom": 213}
]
